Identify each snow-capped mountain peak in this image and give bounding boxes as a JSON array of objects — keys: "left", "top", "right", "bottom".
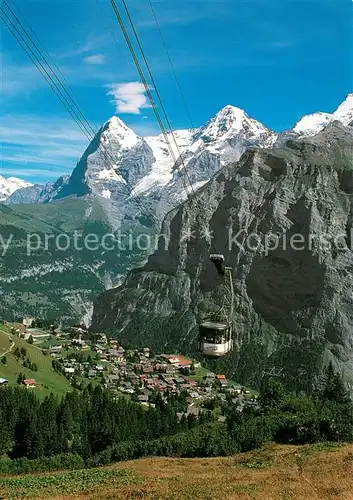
[
  {"left": 293, "top": 112, "right": 333, "bottom": 136},
  {"left": 8, "top": 94, "right": 352, "bottom": 222},
  {"left": 194, "top": 104, "right": 275, "bottom": 147},
  {"left": 293, "top": 94, "right": 353, "bottom": 137},
  {"left": 202, "top": 106, "right": 245, "bottom": 137},
  {"left": 0, "top": 175, "right": 32, "bottom": 202},
  {"left": 101, "top": 116, "right": 139, "bottom": 150},
  {"left": 333, "top": 93, "right": 353, "bottom": 126}
]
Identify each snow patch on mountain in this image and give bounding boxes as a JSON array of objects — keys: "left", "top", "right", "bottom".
[
  {"left": 293, "top": 94, "right": 353, "bottom": 137},
  {"left": 134, "top": 130, "right": 194, "bottom": 195},
  {"left": 293, "top": 112, "right": 333, "bottom": 136},
  {"left": 101, "top": 189, "right": 112, "bottom": 199},
  {"left": 0, "top": 175, "right": 32, "bottom": 202},
  {"left": 133, "top": 106, "right": 275, "bottom": 200},
  {"left": 102, "top": 116, "right": 139, "bottom": 150},
  {"left": 7, "top": 94, "right": 352, "bottom": 224},
  {"left": 334, "top": 93, "right": 353, "bottom": 126}
]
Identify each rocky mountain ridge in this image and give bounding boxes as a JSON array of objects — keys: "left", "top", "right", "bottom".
[
  {"left": 91, "top": 120, "right": 353, "bottom": 391},
  {"left": 4, "top": 94, "right": 352, "bottom": 224},
  {"left": 0, "top": 175, "right": 32, "bottom": 202},
  {"left": 1, "top": 94, "right": 352, "bottom": 337}
]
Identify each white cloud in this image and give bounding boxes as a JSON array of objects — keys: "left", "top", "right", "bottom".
[
  {"left": 83, "top": 54, "right": 106, "bottom": 65},
  {"left": 0, "top": 115, "right": 89, "bottom": 179},
  {"left": 58, "top": 35, "right": 110, "bottom": 60},
  {"left": 0, "top": 167, "right": 69, "bottom": 180},
  {"left": 107, "top": 82, "right": 150, "bottom": 115},
  {"left": 0, "top": 52, "right": 132, "bottom": 100}
]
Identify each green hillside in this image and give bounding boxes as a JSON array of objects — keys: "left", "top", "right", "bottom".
[
  {"left": 0, "top": 198, "right": 152, "bottom": 325},
  {"left": 11, "top": 197, "right": 105, "bottom": 232},
  {"left": 0, "top": 324, "right": 71, "bottom": 397}
]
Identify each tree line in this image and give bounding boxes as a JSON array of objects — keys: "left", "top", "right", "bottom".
[{"left": 0, "top": 362, "right": 351, "bottom": 474}]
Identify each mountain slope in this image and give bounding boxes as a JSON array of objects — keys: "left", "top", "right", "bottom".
[
  {"left": 6, "top": 95, "right": 352, "bottom": 211},
  {"left": 2, "top": 94, "right": 352, "bottom": 328},
  {"left": 0, "top": 324, "right": 71, "bottom": 397},
  {"left": 7, "top": 107, "right": 276, "bottom": 225},
  {"left": 0, "top": 175, "right": 32, "bottom": 202},
  {"left": 91, "top": 121, "right": 353, "bottom": 391},
  {"left": 0, "top": 199, "right": 151, "bottom": 325},
  {"left": 4, "top": 184, "right": 43, "bottom": 204},
  {"left": 0, "top": 106, "right": 276, "bottom": 325}
]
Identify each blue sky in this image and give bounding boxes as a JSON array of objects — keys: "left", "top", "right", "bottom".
[{"left": 1, "top": 0, "right": 352, "bottom": 184}]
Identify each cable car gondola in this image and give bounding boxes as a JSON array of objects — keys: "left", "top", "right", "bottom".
[{"left": 199, "top": 254, "right": 234, "bottom": 357}]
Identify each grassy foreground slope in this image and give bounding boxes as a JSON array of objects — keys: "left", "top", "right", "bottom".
[{"left": 0, "top": 443, "right": 352, "bottom": 499}]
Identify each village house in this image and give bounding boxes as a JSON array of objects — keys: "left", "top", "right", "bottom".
[
  {"left": 71, "top": 338, "right": 87, "bottom": 349},
  {"left": 70, "top": 326, "right": 85, "bottom": 335},
  {"left": 49, "top": 345, "right": 63, "bottom": 355},
  {"left": 216, "top": 375, "right": 228, "bottom": 388},
  {"left": 96, "top": 333, "right": 107, "bottom": 343},
  {"left": 25, "top": 330, "right": 51, "bottom": 343},
  {"left": 164, "top": 355, "right": 180, "bottom": 365},
  {"left": 107, "top": 349, "right": 124, "bottom": 362},
  {"left": 22, "top": 316, "right": 34, "bottom": 328},
  {"left": 155, "top": 363, "right": 168, "bottom": 372},
  {"left": 0, "top": 378, "right": 8, "bottom": 386},
  {"left": 123, "top": 387, "right": 135, "bottom": 394},
  {"left": 107, "top": 374, "right": 119, "bottom": 384},
  {"left": 23, "top": 379, "right": 36, "bottom": 389},
  {"left": 175, "top": 356, "right": 192, "bottom": 369},
  {"left": 187, "top": 405, "right": 200, "bottom": 417}
]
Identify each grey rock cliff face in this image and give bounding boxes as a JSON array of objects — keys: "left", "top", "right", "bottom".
[
  {"left": 92, "top": 122, "right": 353, "bottom": 391},
  {"left": 4, "top": 184, "right": 43, "bottom": 204}
]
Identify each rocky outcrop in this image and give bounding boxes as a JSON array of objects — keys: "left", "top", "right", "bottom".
[
  {"left": 91, "top": 122, "right": 353, "bottom": 392},
  {"left": 5, "top": 184, "right": 43, "bottom": 204}
]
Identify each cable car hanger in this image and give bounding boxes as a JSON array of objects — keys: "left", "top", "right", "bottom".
[{"left": 199, "top": 254, "right": 235, "bottom": 358}]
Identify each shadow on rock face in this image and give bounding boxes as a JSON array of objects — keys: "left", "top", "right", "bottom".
[{"left": 246, "top": 197, "right": 326, "bottom": 335}]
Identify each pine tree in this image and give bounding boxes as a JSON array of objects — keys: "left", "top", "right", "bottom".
[
  {"left": 320, "top": 362, "right": 350, "bottom": 403},
  {"left": 259, "top": 379, "right": 286, "bottom": 411}
]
